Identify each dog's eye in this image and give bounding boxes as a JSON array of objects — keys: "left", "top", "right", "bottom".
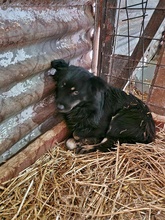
[{"left": 72, "top": 90, "right": 79, "bottom": 96}]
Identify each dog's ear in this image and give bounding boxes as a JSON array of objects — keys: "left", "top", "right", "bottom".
[
  {"left": 89, "top": 76, "right": 108, "bottom": 96},
  {"left": 50, "top": 59, "right": 69, "bottom": 81},
  {"left": 51, "top": 59, "right": 69, "bottom": 70}
]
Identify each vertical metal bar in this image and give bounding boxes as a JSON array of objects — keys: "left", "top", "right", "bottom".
[
  {"left": 92, "top": 0, "right": 101, "bottom": 75},
  {"left": 123, "top": 0, "right": 131, "bottom": 91},
  {"left": 96, "top": 0, "right": 107, "bottom": 77},
  {"left": 97, "top": 0, "right": 117, "bottom": 81},
  {"left": 140, "top": 0, "right": 148, "bottom": 100}
]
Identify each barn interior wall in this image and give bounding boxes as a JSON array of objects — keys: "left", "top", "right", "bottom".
[{"left": 0, "top": 0, "right": 94, "bottom": 172}]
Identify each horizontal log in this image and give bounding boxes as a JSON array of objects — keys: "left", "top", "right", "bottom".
[
  {"left": 0, "top": 114, "right": 64, "bottom": 164},
  {"left": 0, "top": 121, "right": 68, "bottom": 183},
  {"left": 0, "top": 32, "right": 92, "bottom": 89},
  {"left": 152, "top": 113, "right": 165, "bottom": 124},
  {"left": 0, "top": 0, "right": 94, "bottom": 8},
  {"left": 0, "top": 72, "right": 55, "bottom": 122},
  {"left": 0, "top": 5, "right": 93, "bottom": 49},
  {"left": 0, "top": 94, "right": 56, "bottom": 154},
  {"left": 0, "top": 51, "right": 92, "bottom": 123}
]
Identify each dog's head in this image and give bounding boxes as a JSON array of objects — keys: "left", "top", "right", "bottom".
[{"left": 50, "top": 59, "right": 95, "bottom": 113}]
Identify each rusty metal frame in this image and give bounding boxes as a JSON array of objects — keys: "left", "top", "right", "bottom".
[
  {"left": 95, "top": 0, "right": 117, "bottom": 81},
  {"left": 118, "top": 0, "right": 165, "bottom": 89},
  {"left": 147, "top": 32, "right": 165, "bottom": 115},
  {"left": 96, "top": 0, "right": 165, "bottom": 88}
]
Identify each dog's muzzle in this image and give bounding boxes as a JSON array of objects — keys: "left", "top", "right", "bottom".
[
  {"left": 57, "top": 103, "right": 65, "bottom": 111},
  {"left": 56, "top": 100, "right": 81, "bottom": 113},
  {"left": 56, "top": 103, "right": 71, "bottom": 113}
]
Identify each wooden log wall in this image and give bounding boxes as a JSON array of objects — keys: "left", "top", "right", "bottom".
[{"left": 0, "top": 0, "right": 94, "bottom": 182}]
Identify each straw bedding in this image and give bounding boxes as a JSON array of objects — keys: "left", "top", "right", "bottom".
[{"left": 0, "top": 127, "right": 165, "bottom": 220}]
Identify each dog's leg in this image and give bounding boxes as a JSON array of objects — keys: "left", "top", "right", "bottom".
[
  {"left": 75, "top": 138, "right": 116, "bottom": 154},
  {"left": 66, "top": 136, "right": 104, "bottom": 152},
  {"left": 100, "top": 107, "right": 153, "bottom": 148},
  {"left": 75, "top": 107, "right": 154, "bottom": 153},
  {"left": 76, "top": 144, "right": 97, "bottom": 154}
]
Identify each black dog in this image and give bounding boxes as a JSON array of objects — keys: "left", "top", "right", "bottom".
[{"left": 50, "top": 59, "right": 155, "bottom": 153}]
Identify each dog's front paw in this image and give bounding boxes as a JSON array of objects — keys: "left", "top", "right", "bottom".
[
  {"left": 75, "top": 144, "right": 96, "bottom": 154},
  {"left": 66, "top": 138, "right": 78, "bottom": 150}
]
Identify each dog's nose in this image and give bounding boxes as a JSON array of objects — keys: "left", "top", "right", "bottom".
[{"left": 57, "top": 103, "right": 65, "bottom": 111}]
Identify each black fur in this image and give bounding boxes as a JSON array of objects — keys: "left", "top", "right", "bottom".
[{"left": 50, "top": 59, "right": 155, "bottom": 153}]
